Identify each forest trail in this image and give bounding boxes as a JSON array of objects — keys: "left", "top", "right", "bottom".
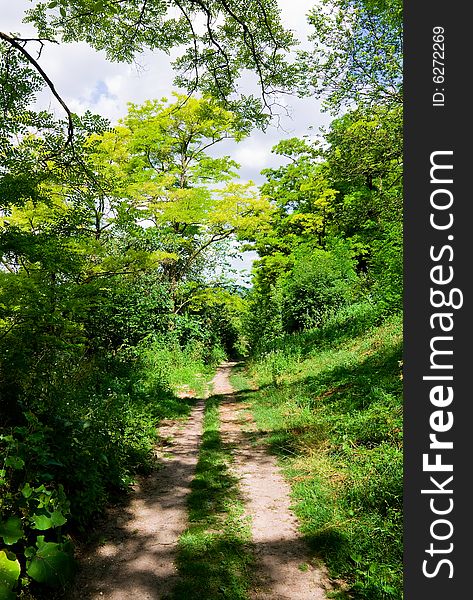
[
  {"left": 69, "top": 363, "right": 331, "bottom": 599},
  {"left": 215, "top": 362, "right": 331, "bottom": 600},
  {"left": 69, "top": 401, "right": 205, "bottom": 600}
]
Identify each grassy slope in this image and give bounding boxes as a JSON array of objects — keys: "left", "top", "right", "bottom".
[{"left": 232, "top": 308, "right": 403, "bottom": 600}]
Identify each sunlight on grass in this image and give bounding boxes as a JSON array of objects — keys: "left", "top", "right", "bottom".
[
  {"left": 232, "top": 311, "right": 403, "bottom": 600},
  {"left": 174, "top": 396, "right": 253, "bottom": 600}
]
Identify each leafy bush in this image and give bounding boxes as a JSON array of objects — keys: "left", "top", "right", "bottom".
[
  {"left": 370, "top": 222, "right": 403, "bottom": 314},
  {"left": 243, "top": 283, "right": 285, "bottom": 353},
  {"left": 280, "top": 241, "right": 358, "bottom": 332},
  {"left": 84, "top": 273, "right": 174, "bottom": 351},
  {"left": 1, "top": 416, "right": 75, "bottom": 596}
]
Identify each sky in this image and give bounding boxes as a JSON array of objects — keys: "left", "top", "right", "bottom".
[{"left": 1, "top": 0, "right": 330, "bottom": 281}]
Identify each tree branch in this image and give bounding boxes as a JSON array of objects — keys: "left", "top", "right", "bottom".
[{"left": 0, "top": 31, "right": 74, "bottom": 147}]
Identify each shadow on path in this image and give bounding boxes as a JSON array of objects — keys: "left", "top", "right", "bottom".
[
  {"left": 214, "top": 363, "right": 332, "bottom": 600},
  {"left": 67, "top": 402, "right": 205, "bottom": 600},
  {"left": 66, "top": 363, "right": 334, "bottom": 599}
]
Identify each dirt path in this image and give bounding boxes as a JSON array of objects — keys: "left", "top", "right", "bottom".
[
  {"left": 69, "top": 401, "right": 205, "bottom": 600},
  {"left": 69, "top": 364, "right": 331, "bottom": 599},
  {"left": 215, "top": 362, "right": 332, "bottom": 600}
]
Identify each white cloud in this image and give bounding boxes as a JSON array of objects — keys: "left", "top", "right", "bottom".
[
  {"left": 234, "top": 140, "right": 271, "bottom": 172},
  {"left": 279, "top": 0, "right": 315, "bottom": 48}
]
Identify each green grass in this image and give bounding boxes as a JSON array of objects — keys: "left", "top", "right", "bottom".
[
  {"left": 231, "top": 309, "right": 403, "bottom": 600},
  {"left": 174, "top": 395, "right": 253, "bottom": 600},
  {"left": 138, "top": 340, "right": 218, "bottom": 401}
]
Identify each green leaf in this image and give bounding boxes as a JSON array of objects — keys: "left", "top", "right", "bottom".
[
  {"left": 27, "top": 542, "right": 75, "bottom": 587},
  {"left": 31, "top": 509, "right": 66, "bottom": 531},
  {"left": 45, "top": 459, "right": 64, "bottom": 468},
  {"left": 30, "top": 513, "right": 52, "bottom": 531},
  {"left": 4, "top": 458, "right": 24, "bottom": 471},
  {"left": 0, "top": 585, "right": 16, "bottom": 600},
  {"left": 0, "top": 550, "right": 20, "bottom": 594},
  {"left": 0, "top": 518, "right": 23, "bottom": 545},
  {"left": 21, "top": 484, "right": 32, "bottom": 499},
  {"left": 50, "top": 511, "right": 67, "bottom": 528}
]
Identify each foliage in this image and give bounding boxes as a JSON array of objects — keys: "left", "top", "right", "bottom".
[
  {"left": 325, "top": 105, "right": 402, "bottom": 194},
  {"left": 0, "top": 549, "right": 20, "bottom": 600},
  {"left": 297, "top": 0, "right": 403, "bottom": 112},
  {"left": 243, "top": 272, "right": 285, "bottom": 353},
  {"left": 369, "top": 222, "right": 403, "bottom": 314},
  {"left": 187, "top": 287, "right": 249, "bottom": 357},
  {"left": 83, "top": 273, "right": 174, "bottom": 351},
  {"left": 258, "top": 137, "right": 337, "bottom": 251},
  {"left": 244, "top": 98, "right": 402, "bottom": 349},
  {"left": 23, "top": 0, "right": 296, "bottom": 124},
  {"left": 86, "top": 94, "right": 272, "bottom": 303},
  {"left": 323, "top": 104, "right": 403, "bottom": 277},
  {"left": 0, "top": 419, "right": 74, "bottom": 595},
  {"left": 279, "top": 241, "right": 358, "bottom": 332}
]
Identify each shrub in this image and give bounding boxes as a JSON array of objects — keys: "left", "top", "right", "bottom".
[
  {"left": 370, "top": 222, "right": 403, "bottom": 314},
  {"left": 280, "top": 240, "right": 358, "bottom": 332}
]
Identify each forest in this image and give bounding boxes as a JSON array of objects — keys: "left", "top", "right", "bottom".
[{"left": 1, "top": 1, "right": 402, "bottom": 599}]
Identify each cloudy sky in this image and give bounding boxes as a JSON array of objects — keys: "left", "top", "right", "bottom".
[
  {"left": 2, "top": 1, "right": 331, "bottom": 181},
  {"left": 1, "top": 0, "right": 330, "bottom": 280}
]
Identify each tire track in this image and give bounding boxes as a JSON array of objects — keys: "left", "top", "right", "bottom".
[{"left": 214, "top": 362, "right": 332, "bottom": 600}]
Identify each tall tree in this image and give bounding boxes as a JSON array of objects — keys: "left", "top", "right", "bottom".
[
  {"left": 256, "top": 137, "right": 338, "bottom": 253},
  {"left": 86, "top": 94, "right": 273, "bottom": 304},
  {"left": 297, "top": 0, "right": 403, "bottom": 112}
]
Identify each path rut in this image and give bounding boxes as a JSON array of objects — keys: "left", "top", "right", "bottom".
[
  {"left": 215, "top": 362, "right": 332, "bottom": 600},
  {"left": 69, "top": 401, "right": 205, "bottom": 600}
]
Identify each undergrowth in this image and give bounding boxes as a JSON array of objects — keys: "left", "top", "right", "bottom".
[
  {"left": 174, "top": 395, "right": 253, "bottom": 600},
  {"left": 0, "top": 337, "right": 219, "bottom": 598},
  {"left": 231, "top": 305, "right": 403, "bottom": 600}
]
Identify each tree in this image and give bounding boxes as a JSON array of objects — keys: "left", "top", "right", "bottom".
[
  {"left": 280, "top": 240, "right": 357, "bottom": 331},
  {"left": 0, "top": 0, "right": 297, "bottom": 133},
  {"left": 297, "top": 0, "right": 403, "bottom": 112},
  {"left": 243, "top": 95, "right": 403, "bottom": 346},
  {"left": 87, "top": 94, "right": 273, "bottom": 304},
  {"left": 324, "top": 105, "right": 402, "bottom": 191},
  {"left": 255, "top": 137, "right": 338, "bottom": 254},
  {"left": 321, "top": 104, "right": 402, "bottom": 275}
]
